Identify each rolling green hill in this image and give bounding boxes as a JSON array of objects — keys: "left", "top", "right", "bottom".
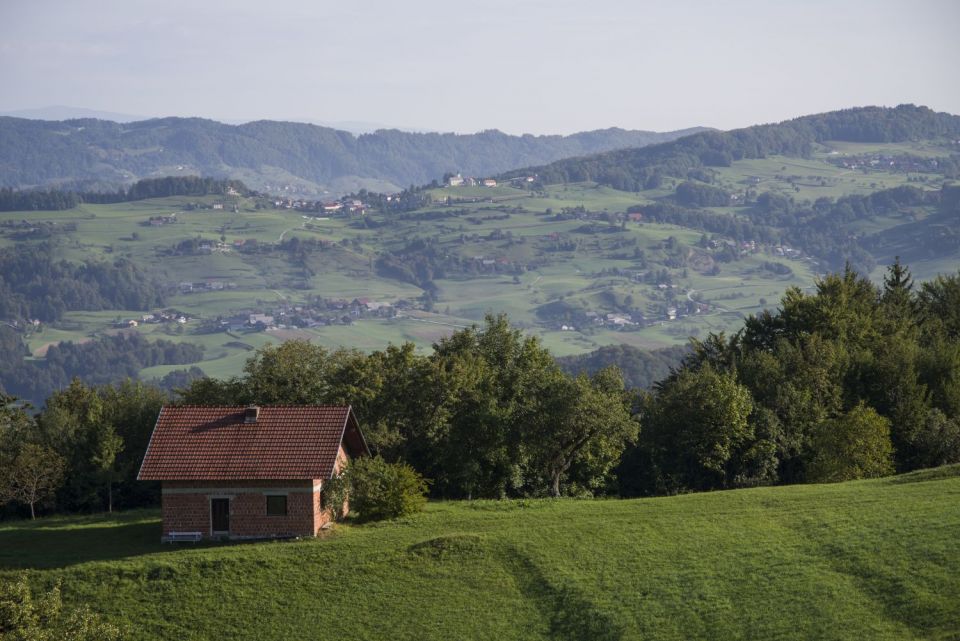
[
  {"left": 500, "top": 104, "right": 960, "bottom": 190},
  {"left": 3, "top": 465, "right": 959, "bottom": 640},
  {"left": 0, "top": 116, "right": 706, "bottom": 196}
]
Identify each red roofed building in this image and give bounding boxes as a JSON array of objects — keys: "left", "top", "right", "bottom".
[{"left": 138, "top": 405, "right": 369, "bottom": 541}]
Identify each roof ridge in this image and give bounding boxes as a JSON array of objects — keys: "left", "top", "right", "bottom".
[
  {"left": 165, "top": 404, "right": 352, "bottom": 408},
  {"left": 139, "top": 405, "right": 361, "bottom": 481}
]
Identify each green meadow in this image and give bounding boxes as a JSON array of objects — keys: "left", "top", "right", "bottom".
[{"left": 3, "top": 466, "right": 959, "bottom": 640}]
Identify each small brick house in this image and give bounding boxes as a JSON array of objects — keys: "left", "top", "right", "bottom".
[{"left": 138, "top": 405, "right": 369, "bottom": 541}]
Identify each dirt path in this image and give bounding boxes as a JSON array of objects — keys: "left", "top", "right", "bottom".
[
  {"left": 277, "top": 223, "right": 303, "bottom": 242},
  {"left": 396, "top": 313, "right": 471, "bottom": 330}
]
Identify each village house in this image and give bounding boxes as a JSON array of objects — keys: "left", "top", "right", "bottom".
[
  {"left": 248, "top": 313, "right": 275, "bottom": 327},
  {"left": 138, "top": 405, "right": 370, "bottom": 541}
]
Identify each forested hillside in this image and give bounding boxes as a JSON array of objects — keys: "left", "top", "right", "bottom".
[
  {"left": 503, "top": 105, "right": 960, "bottom": 189},
  {"left": 0, "top": 176, "right": 248, "bottom": 211},
  {"left": 0, "top": 116, "right": 705, "bottom": 195},
  {"left": 498, "top": 104, "right": 960, "bottom": 274},
  {"left": 556, "top": 344, "right": 688, "bottom": 390},
  {"left": 0, "top": 244, "right": 166, "bottom": 320}
]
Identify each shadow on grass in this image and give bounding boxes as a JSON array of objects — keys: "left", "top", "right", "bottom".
[
  {"left": 501, "top": 545, "right": 626, "bottom": 641},
  {"left": 783, "top": 508, "right": 958, "bottom": 638},
  {"left": 0, "top": 510, "right": 228, "bottom": 570}
]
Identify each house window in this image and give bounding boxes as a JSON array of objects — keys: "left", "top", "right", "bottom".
[{"left": 266, "top": 495, "right": 287, "bottom": 516}]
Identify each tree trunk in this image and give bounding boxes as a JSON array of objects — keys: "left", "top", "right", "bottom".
[
  {"left": 108, "top": 483, "right": 113, "bottom": 513},
  {"left": 551, "top": 472, "right": 561, "bottom": 498},
  {"left": 29, "top": 501, "right": 35, "bottom": 520}
]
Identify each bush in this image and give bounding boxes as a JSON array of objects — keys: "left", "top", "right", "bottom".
[
  {"left": 807, "top": 403, "right": 895, "bottom": 482},
  {"left": 0, "top": 573, "right": 125, "bottom": 640},
  {"left": 326, "top": 456, "right": 429, "bottom": 522}
]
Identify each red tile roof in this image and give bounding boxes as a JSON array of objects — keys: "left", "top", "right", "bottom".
[{"left": 138, "top": 405, "right": 366, "bottom": 481}]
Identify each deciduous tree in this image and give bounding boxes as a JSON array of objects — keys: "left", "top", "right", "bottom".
[
  {"left": 1, "top": 443, "right": 65, "bottom": 519},
  {"left": 807, "top": 402, "right": 894, "bottom": 482}
]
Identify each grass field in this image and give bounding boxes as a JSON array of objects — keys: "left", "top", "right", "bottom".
[{"left": 3, "top": 466, "right": 959, "bottom": 640}]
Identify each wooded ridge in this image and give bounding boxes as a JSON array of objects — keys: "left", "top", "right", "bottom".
[
  {"left": 0, "top": 116, "right": 707, "bottom": 195},
  {"left": 501, "top": 105, "right": 960, "bottom": 190}
]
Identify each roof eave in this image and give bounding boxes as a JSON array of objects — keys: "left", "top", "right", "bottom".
[{"left": 136, "top": 406, "right": 165, "bottom": 481}]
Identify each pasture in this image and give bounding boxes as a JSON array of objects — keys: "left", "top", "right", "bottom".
[{"left": 3, "top": 466, "right": 959, "bottom": 640}]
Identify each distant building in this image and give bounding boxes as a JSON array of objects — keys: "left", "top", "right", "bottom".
[
  {"left": 447, "top": 173, "right": 465, "bottom": 187},
  {"left": 249, "top": 313, "right": 275, "bottom": 327},
  {"left": 482, "top": 179, "right": 497, "bottom": 187}
]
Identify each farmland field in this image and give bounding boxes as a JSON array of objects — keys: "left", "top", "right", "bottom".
[{"left": 2, "top": 137, "right": 958, "bottom": 387}]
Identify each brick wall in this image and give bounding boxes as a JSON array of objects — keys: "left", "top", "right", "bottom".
[
  {"left": 161, "top": 492, "right": 210, "bottom": 535},
  {"left": 161, "top": 479, "right": 335, "bottom": 540}
]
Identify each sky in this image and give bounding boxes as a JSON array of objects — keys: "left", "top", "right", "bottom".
[{"left": 1, "top": 0, "right": 958, "bottom": 135}]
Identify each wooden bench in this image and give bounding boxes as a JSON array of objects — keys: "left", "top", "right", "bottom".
[{"left": 163, "top": 531, "right": 203, "bottom": 543}]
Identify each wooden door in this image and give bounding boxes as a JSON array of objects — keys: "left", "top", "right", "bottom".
[{"left": 211, "top": 498, "right": 230, "bottom": 533}]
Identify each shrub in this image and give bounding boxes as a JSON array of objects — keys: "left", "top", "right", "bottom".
[
  {"left": 0, "top": 573, "right": 125, "bottom": 640},
  {"left": 326, "top": 456, "right": 429, "bottom": 522},
  {"left": 807, "top": 403, "right": 895, "bottom": 482}
]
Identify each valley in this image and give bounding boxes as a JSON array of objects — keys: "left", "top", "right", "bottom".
[{"left": 1, "top": 130, "right": 957, "bottom": 400}]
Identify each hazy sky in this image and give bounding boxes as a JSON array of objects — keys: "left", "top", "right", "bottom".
[{"left": 1, "top": 0, "right": 958, "bottom": 134}]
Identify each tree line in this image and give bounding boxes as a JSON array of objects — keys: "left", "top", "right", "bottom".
[
  {"left": 620, "top": 260, "right": 960, "bottom": 495},
  {"left": 0, "top": 176, "right": 249, "bottom": 211},
  {"left": 0, "top": 327, "right": 203, "bottom": 407},
  {"left": 3, "top": 262, "right": 960, "bottom": 519},
  {"left": 176, "top": 315, "right": 637, "bottom": 499}
]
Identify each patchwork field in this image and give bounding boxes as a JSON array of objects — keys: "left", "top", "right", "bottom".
[
  {"left": 2, "top": 137, "right": 957, "bottom": 385},
  {"left": 3, "top": 465, "right": 959, "bottom": 640}
]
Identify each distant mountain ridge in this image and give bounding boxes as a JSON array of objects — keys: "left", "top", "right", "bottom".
[
  {"left": 0, "top": 116, "right": 708, "bottom": 196},
  {"left": 500, "top": 104, "right": 960, "bottom": 190},
  {"left": 0, "top": 106, "right": 150, "bottom": 123}
]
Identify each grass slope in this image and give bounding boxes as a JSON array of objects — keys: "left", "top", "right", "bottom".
[{"left": 3, "top": 467, "right": 960, "bottom": 640}]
